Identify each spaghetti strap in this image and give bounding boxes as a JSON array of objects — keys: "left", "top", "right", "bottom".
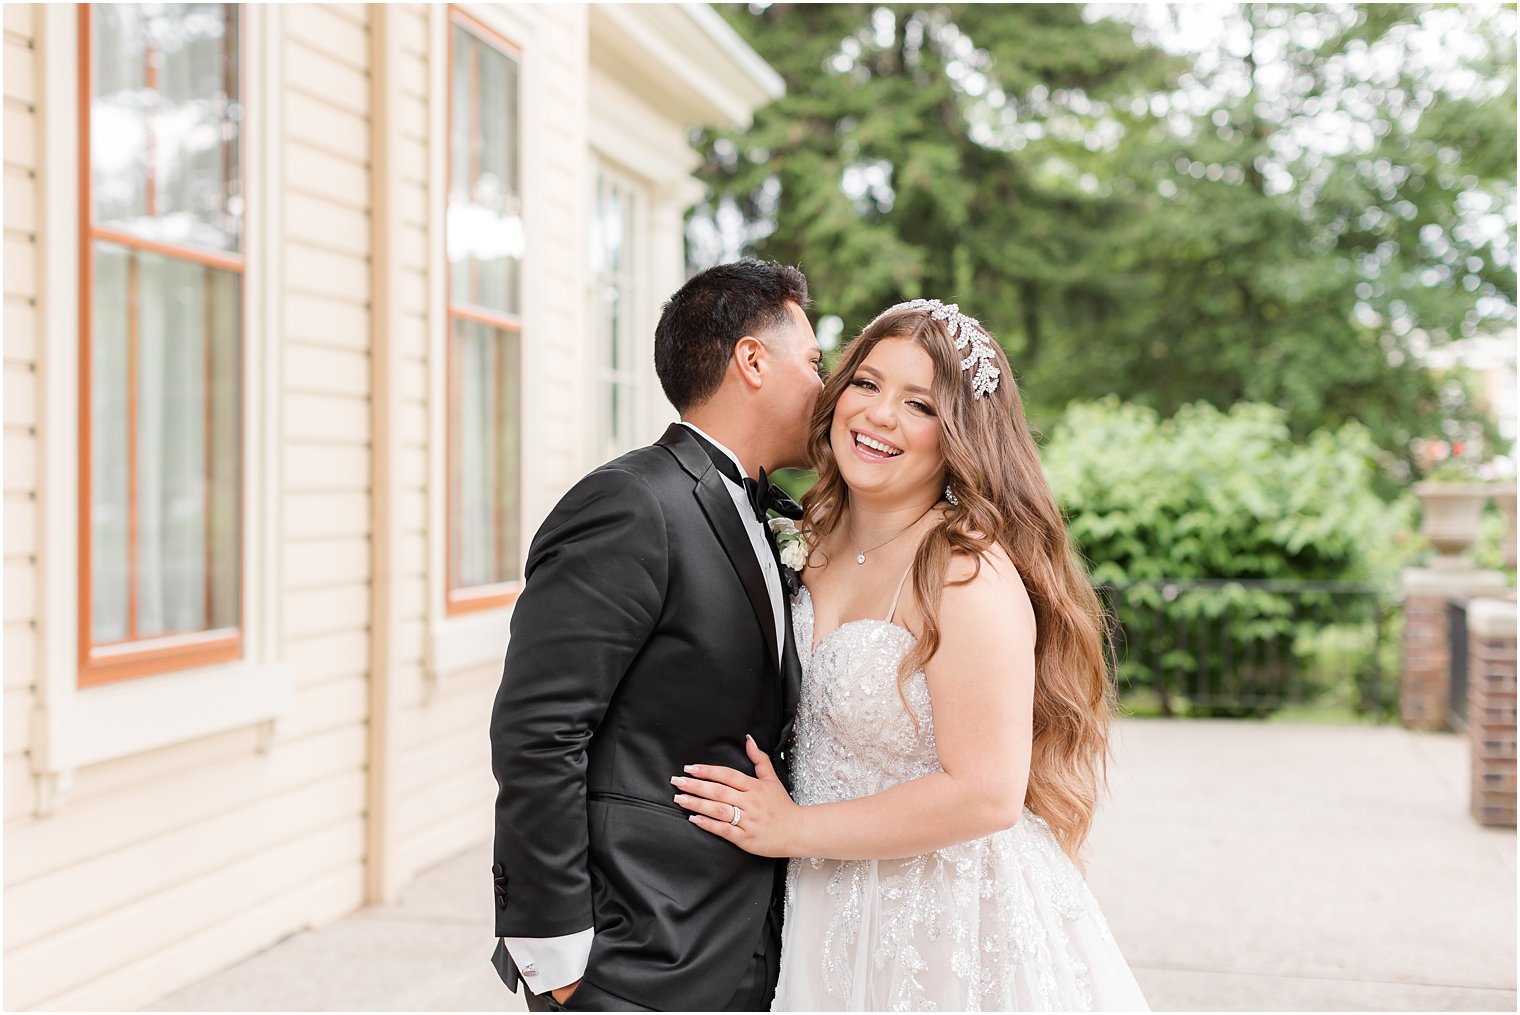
[{"left": 884, "top": 566, "right": 914, "bottom": 623}]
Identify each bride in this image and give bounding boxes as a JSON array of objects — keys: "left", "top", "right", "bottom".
[{"left": 671, "top": 299, "right": 1148, "bottom": 1012}]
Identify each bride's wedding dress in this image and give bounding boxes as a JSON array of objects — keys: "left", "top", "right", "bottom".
[{"left": 772, "top": 580, "right": 1149, "bottom": 1012}]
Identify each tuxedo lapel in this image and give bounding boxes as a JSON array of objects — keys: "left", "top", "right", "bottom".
[
  {"left": 778, "top": 584, "right": 802, "bottom": 751},
  {"left": 659, "top": 425, "right": 782, "bottom": 677},
  {"left": 757, "top": 515, "right": 804, "bottom": 749}
]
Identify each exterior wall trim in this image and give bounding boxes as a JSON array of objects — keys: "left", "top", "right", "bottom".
[
  {"left": 589, "top": 4, "right": 782, "bottom": 130},
  {"left": 367, "top": 2, "right": 406, "bottom": 906}
]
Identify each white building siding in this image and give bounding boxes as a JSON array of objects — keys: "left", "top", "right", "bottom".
[
  {"left": 2, "top": 6, "right": 373, "bottom": 1010},
  {"left": 277, "top": 6, "right": 376, "bottom": 891}
]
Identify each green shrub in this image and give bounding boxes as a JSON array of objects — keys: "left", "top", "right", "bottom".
[
  {"left": 1043, "top": 398, "right": 1411, "bottom": 717},
  {"left": 1042, "top": 398, "right": 1411, "bottom": 584}
]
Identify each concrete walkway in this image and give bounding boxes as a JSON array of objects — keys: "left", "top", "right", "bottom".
[{"left": 148, "top": 720, "right": 1516, "bottom": 1012}]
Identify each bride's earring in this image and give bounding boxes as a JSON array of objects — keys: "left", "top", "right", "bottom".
[{"left": 943, "top": 484, "right": 960, "bottom": 507}]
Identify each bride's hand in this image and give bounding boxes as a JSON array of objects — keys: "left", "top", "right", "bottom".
[{"left": 673, "top": 735, "right": 802, "bottom": 858}]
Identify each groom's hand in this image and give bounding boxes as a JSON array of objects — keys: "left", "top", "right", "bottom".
[{"left": 550, "top": 979, "right": 582, "bottom": 1005}]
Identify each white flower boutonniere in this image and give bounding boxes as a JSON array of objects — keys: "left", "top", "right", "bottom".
[{"left": 768, "top": 516, "right": 811, "bottom": 572}]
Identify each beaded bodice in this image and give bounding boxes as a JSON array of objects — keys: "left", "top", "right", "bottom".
[
  {"left": 776, "top": 584, "right": 1139, "bottom": 1012},
  {"left": 789, "top": 585, "right": 939, "bottom": 806}
]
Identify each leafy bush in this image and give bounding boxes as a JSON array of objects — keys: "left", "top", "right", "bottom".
[
  {"left": 1042, "top": 398, "right": 1411, "bottom": 716},
  {"left": 1043, "top": 398, "right": 1410, "bottom": 584}
]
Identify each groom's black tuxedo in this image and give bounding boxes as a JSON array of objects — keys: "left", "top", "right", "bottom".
[{"left": 490, "top": 423, "right": 802, "bottom": 1011}]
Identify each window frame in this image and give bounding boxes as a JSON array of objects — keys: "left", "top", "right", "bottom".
[
  {"left": 443, "top": 5, "right": 525, "bottom": 616},
  {"left": 31, "top": 4, "right": 289, "bottom": 811},
  {"left": 76, "top": 2, "right": 248, "bottom": 685},
  {"left": 588, "top": 160, "right": 651, "bottom": 463}
]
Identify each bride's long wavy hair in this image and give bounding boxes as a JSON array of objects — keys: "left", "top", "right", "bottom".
[{"left": 801, "top": 305, "right": 1115, "bottom": 862}]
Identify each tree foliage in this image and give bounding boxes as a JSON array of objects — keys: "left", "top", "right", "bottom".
[{"left": 692, "top": 3, "right": 1517, "bottom": 475}]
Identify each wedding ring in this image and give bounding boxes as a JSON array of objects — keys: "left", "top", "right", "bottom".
[{"left": 729, "top": 805, "right": 743, "bottom": 827}]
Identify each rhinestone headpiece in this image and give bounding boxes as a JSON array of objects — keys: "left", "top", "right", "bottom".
[{"left": 870, "top": 298, "right": 1001, "bottom": 399}]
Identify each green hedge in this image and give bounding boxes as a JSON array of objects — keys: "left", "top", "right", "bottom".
[
  {"left": 1042, "top": 398, "right": 1412, "bottom": 585},
  {"left": 1042, "top": 398, "right": 1412, "bottom": 717}
]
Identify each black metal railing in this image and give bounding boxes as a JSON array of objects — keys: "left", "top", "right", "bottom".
[
  {"left": 1448, "top": 597, "right": 1469, "bottom": 728},
  {"left": 1097, "top": 579, "right": 1399, "bottom": 720}
]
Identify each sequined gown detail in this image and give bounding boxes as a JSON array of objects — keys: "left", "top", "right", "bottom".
[{"left": 771, "top": 585, "right": 1149, "bottom": 1012}]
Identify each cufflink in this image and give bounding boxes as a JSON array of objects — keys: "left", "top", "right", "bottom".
[{"left": 521, "top": 964, "right": 537, "bottom": 978}]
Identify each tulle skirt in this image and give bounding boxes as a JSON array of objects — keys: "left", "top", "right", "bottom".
[{"left": 771, "top": 810, "right": 1148, "bottom": 1012}]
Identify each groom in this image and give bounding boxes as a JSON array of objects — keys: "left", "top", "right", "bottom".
[{"left": 489, "top": 259, "right": 822, "bottom": 1011}]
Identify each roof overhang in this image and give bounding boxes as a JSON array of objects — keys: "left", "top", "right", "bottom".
[{"left": 589, "top": 4, "right": 784, "bottom": 130}]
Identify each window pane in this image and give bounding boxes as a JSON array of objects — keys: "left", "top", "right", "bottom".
[
  {"left": 91, "top": 7, "right": 151, "bottom": 229},
  {"left": 592, "top": 174, "right": 640, "bottom": 459},
  {"left": 92, "top": 4, "right": 243, "bottom": 252},
  {"left": 447, "top": 23, "right": 520, "bottom": 316},
  {"left": 91, "top": 243, "right": 133, "bottom": 644},
  {"left": 91, "top": 244, "right": 241, "bottom": 644},
  {"left": 615, "top": 187, "right": 636, "bottom": 378},
  {"left": 134, "top": 251, "right": 240, "bottom": 637},
  {"left": 448, "top": 27, "right": 473, "bottom": 308},
  {"left": 205, "top": 264, "right": 242, "bottom": 631},
  {"left": 450, "top": 318, "right": 521, "bottom": 590}
]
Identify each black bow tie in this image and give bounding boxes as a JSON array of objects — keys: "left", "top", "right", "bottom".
[
  {"left": 688, "top": 431, "right": 804, "bottom": 524},
  {"left": 743, "top": 469, "right": 804, "bottom": 525}
]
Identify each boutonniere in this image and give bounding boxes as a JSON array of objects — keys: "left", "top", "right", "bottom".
[{"left": 768, "top": 517, "right": 811, "bottom": 577}]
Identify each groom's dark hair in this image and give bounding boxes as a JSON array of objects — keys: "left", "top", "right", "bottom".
[{"left": 655, "top": 258, "right": 810, "bottom": 413}]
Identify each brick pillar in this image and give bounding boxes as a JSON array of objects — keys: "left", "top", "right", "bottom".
[
  {"left": 1400, "top": 569, "right": 1509, "bottom": 731},
  {"left": 1468, "top": 598, "right": 1518, "bottom": 828}
]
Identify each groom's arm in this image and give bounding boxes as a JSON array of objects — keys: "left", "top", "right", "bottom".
[{"left": 490, "top": 467, "right": 669, "bottom": 983}]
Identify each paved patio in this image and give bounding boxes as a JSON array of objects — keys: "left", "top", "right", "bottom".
[{"left": 148, "top": 720, "right": 1516, "bottom": 1012}]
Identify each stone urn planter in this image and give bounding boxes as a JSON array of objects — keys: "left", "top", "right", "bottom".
[
  {"left": 1493, "top": 485, "right": 1517, "bottom": 570},
  {"left": 1414, "top": 481, "right": 1491, "bottom": 570}
]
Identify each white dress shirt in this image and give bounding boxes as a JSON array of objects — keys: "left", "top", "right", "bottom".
[{"left": 501, "top": 423, "right": 787, "bottom": 993}]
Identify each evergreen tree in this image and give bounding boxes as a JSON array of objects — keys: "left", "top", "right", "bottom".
[{"left": 692, "top": 3, "right": 1516, "bottom": 475}]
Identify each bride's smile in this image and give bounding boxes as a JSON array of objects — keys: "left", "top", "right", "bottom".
[{"left": 849, "top": 429, "right": 902, "bottom": 459}]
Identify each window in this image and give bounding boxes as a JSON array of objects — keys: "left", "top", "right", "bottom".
[
  {"left": 446, "top": 8, "right": 523, "bottom": 612},
  {"left": 80, "top": 3, "right": 244, "bottom": 685},
  {"left": 590, "top": 169, "right": 641, "bottom": 462}
]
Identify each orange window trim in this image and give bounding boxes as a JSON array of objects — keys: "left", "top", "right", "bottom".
[
  {"left": 447, "top": 583, "right": 524, "bottom": 614},
  {"left": 76, "top": 3, "right": 249, "bottom": 687},
  {"left": 445, "top": 5, "right": 525, "bottom": 613},
  {"left": 450, "top": 5, "right": 522, "bottom": 59}
]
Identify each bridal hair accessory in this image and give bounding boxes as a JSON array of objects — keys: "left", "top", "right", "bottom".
[
  {"left": 943, "top": 485, "right": 960, "bottom": 507},
  {"left": 871, "top": 298, "right": 1000, "bottom": 399}
]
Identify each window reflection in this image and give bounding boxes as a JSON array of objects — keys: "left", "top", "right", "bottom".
[
  {"left": 448, "top": 23, "right": 520, "bottom": 316},
  {"left": 91, "top": 4, "right": 242, "bottom": 253}
]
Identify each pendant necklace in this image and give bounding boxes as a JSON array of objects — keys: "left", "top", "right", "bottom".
[{"left": 848, "top": 504, "right": 936, "bottom": 565}]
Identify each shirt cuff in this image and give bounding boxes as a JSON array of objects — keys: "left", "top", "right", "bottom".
[{"left": 501, "top": 928, "right": 594, "bottom": 993}]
